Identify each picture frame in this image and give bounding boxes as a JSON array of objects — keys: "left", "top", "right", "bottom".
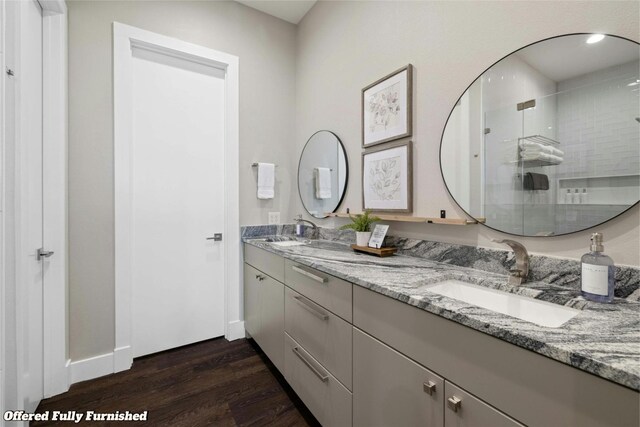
[
  {"left": 362, "top": 141, "right": 413, "bottom": 213},
  {"left": 362, "top": 64, "right": 413, "bottom": 148}
]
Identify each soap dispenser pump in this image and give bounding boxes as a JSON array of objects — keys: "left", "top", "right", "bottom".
[{"left": 581, "top": 233, "right": 615, "bottom": 303}]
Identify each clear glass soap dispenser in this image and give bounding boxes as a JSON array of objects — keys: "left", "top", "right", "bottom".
[{"left": 581, "top": 233, "right": 615, "bottom": 303}]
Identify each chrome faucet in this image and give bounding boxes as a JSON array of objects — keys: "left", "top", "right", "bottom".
[
  {"left": 294, "top": 214, "right": 319, "bottom": 239},
  {"left": 492, "top": 239, "right": 530, "bottom": 285}
]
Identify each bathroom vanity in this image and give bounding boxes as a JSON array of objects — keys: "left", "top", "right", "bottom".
[{"left": 243, "top": 236, "right": 639, "bottom": 427}]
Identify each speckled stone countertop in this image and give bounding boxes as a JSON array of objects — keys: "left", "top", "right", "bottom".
[{"left": 243, "top": 235, "right": 640, "bottom": 391}]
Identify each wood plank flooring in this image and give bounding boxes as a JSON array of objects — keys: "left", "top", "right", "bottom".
[{"left": 33, "top": 338, "right": 320, "bottom": 426}]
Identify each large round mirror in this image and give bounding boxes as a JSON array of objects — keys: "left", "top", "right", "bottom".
[
  {"left": 298, "top": 131, "right": 349, "bottom": 218},
  {"left": 441, "top": 34, "right": 639, "bottom": 236}
]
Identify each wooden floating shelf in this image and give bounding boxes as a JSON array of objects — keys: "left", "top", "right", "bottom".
[{"left": 327, "top": 212, "right": 485, "bottom": 226}]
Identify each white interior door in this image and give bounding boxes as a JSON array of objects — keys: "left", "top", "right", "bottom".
[
  {"left": 21, "top": 0, "right": 44, "bottom": 412},
  {"left": 131, "top": 46, "right": 226, "bottom": 358}
]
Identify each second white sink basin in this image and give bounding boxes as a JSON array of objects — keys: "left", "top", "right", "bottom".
[
  {"left": 425, "top": 280, "right": 580, "bottom": 328},
  {"left": 269, "top": 240, "right": 308, "bottom": 247}
]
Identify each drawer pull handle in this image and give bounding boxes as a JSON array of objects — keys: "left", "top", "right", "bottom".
[
  {"left": 447, "top": 396, "right": 462, "bottom": 412},
  {"left": 292, "top": 346, "right": 329, "bottom": 382},
  {"left": 423, "top": 381, "right": 436, "bottom": 395},
  {"left": 292, "top": 265, "right": 328, "bottom": 284},
  {"left": 293, "top": 295, "right": 329, "bottom": 321},
  {"left": 255, "top": 274, "right": 265, "bottom": 281}
]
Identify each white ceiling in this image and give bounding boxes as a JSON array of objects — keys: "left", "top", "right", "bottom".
[
  {"left": 516, "top": 35, "right": 639, "bottom": 82},
  {"left": 236, "top": 0, "right": 317, "bottom": 24}
]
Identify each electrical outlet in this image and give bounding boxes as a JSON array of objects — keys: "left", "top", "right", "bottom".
[{"left": 268, "top": 212, "right": 280, "bottom": 224}]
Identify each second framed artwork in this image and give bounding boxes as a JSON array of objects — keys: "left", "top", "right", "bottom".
[
  {"left": 362, "top": 64, "right": 413, "bottom": 148},
  {"left": 362, "top": 141, "right": 413, "bottom": 213}
]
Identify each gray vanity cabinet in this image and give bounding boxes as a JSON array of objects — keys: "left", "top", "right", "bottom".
[
  {"left": 353, "top": 328, "right": 445, "bottom": 427},
  {"left": 243, "top": 253, "right": 285, "bottom": 372},
  {"left": 353, "top": 285, "right": 639, "bottom": 427},
  {"left": 353, "top": 327, "right": 523, "bottom": 427}
]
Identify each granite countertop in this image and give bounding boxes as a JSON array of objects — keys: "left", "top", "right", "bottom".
[{"left": 243, "top": 236, "right": 640, "bottom": 391}]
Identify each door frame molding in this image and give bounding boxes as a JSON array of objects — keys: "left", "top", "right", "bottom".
[
  {"left": 1, "top": 0, "right": 68, "bottom": 417},
  {"left": 113, "top": 23, "right": 240, "bottom": 373}
]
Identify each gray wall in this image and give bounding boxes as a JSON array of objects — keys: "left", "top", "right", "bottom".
[
  {"left": 68, "top": 0, "right": 296, "bottom": 361},
  {"left": 294, "top": 0, "right": 640, "bottom": 265}
]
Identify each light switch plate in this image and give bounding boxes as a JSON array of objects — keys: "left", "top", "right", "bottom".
[{"left": 268, "top": 212, "right": 280, "bottom": 224}]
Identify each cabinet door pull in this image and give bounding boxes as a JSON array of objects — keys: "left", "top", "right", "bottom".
[
  {"left": 292, "top": 346, "right": 329, "bottom": 382},
  {"left": 292, "top": 265, "right": 328, "bottom": 284},
  {"left": 255, "top": 274, "right": 265, "bottom": 281},
  {"left": 447, "top": 396, "right": 462, "bottom": 412},
  {"left": 293, "top": 295, "right": 329, "bottom": 321},
  {"left": 423, "top": 381, "right": 436, "bottom": 395}
]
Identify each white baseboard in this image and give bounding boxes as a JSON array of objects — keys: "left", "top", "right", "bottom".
[
  {"left": 113, "top": 345, "right": 132, "bottom": 373},
  {"left": 227, "top": 320, "right": 245, "bottom": 341},
  {"left": 69, "top": 352, "right": 114, "bottom": 385}
]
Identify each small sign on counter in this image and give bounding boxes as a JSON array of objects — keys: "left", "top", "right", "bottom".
[{"left": 368, "top": 224, "right": 389, "bottom": 248}]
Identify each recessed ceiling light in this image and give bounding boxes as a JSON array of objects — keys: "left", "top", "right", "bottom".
[{"left": 586, "top": 34, "right": 605, "bottom": 44}]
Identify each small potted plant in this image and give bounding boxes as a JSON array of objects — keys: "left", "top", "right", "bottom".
[{"left": 339, "top": 210, "right": 381, "bottom": 246}]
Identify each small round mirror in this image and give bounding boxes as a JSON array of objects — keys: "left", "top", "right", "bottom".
[{"left": 298, "top": 131, "right": 349, "bottom": 218}]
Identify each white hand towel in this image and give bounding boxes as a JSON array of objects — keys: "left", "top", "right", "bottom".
[
  {"left": 315, "top": 167, "right": 332, "bottom": 199},
  {"left": 257, "top": 162, "right": 275, "bottom": 199}
]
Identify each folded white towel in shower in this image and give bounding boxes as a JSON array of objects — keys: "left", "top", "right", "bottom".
[
  {"left": 519, "top": 140, "right": 564, "bottom": 157},
  {"left": 315, "top": 167, "right": 332, "bottom": 199},
  {"left": 520, "top": 152, "right": 564, "bottom": 164},
  {"left": 257, "top": 162, "right": 275, "bottom": 199}
]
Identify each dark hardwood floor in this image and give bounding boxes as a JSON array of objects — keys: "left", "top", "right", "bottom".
[{"left": 33, "top": 338, "right": 320, "bottom": 426}]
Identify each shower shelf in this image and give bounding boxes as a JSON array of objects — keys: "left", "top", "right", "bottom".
[
  {"left": 518, "top": 135, "right": 560, "bottom": 146},
  {"left": 518, "top": 159, "right": 561, "bottom": 168},
  {"left": 517, "top": 134, "right": 562, "bottom": 167}
]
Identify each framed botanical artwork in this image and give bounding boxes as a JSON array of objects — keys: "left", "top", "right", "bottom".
[
  {"left": 362, "top": 64, "right": 413, "bottom": 148},
  {"left": 362, "top": 141, "right": 413, "bottom": 213}
]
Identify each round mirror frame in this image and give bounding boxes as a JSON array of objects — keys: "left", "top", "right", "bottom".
[
  {"left": 439, "top": 33, "right": 640, "bottom": 237},
  {"left": 298, "top": 130, "right": 349, "bottom": 219}
]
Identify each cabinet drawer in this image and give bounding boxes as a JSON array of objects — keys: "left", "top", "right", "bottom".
[
  {"left": 244, "top": 244, "right": 284, "bottom": 282},
  {"left": 353, "top": 328, "right": 444, "bottom": 427},
  {"left": 285, "top": 288, "right": 352, "bottom": 390},
  {"left": 444, "top": 381, "right": 523, "bottom": 427},
  {"left": 284, "top": 333, "right": 352, "bottom": 427},
  {"left": 284, "top": 259, "right": 352, "bottom": 322}
]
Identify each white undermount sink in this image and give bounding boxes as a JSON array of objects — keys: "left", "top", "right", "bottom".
[
  {"left": 269, "top": 240, "right": 308, "bottom": 247},
  {"left": 425, "top": 280, "right": 580, "bottom": 328}
]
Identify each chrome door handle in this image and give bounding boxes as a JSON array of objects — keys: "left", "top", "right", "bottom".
[
  {"left": 37, "top": 248, "right": 54, "bottom": 261},
  {"left": 292, "top": 346, "right": 329, "bottom": 382},
  {"left": 206, "top": 233, "right": 223, "bottom": 241},
  {"left": 293, "top": 295, "right": 329, "bottom": 321},
  {"left": 291, "top": 265, "right": 327, "bottom": 284}
]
